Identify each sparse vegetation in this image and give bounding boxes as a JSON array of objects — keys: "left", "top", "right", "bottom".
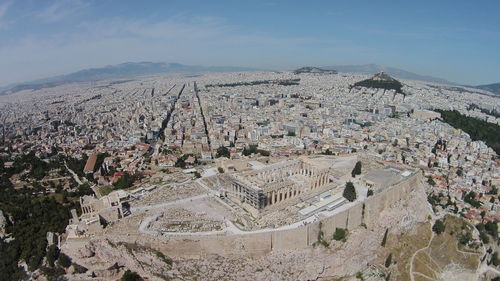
[
  {"left": 333, "top": 227, "right": 348, "bottom": 241},
  {"left": 316, "top": 222, "right": 329, "bottom": 248},
  {"left": 155, "top": 251, "right": 173, "bottom": 266},
  {"left": 381, "top": 228, "right": 389, "bottom": 247},
  {"left": 385, "top": 253, "right": 393, "bottom": 268}
]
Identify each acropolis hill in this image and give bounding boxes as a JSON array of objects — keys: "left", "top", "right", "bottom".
[{"left": 57, "top": 154, "right": 432, "bottom": 279}]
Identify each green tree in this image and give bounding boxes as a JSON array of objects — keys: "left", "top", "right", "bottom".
[
  {"left": 432, "top": 219, "right": 445, "bottom": 235},
  {"left": 113, "top": 172, "right": 139, "bottom": 189},
  {"left": 333, "top": 228, "right": 348, "bottom": 241},
  {"left": 57, "top": 253, "right": 72, "bottom": 268},
  {"left": 218, "top": 167, "right": 224, "bottom": 174},
  {"left": 215, "top": 146, "right": 230, "bottom": 158},
  {"left": 343, "top": 182, "right": 356, "bottom": 202},
  {"left": 351, "top": 161, "right": 362, "bottom": 177},
  {"left": 367, "top": 189, "right": 374, "bottom": 197},
  {"left": 480, "top": 231, "right": 490, "bottom": 244},
  {"left": 46, "top": 244, "right": 59, "bottom": 267},
  {"left": 491, "top": 252, "right": 499, "bottom": 267},
  {"left": 484, "top": 221, "right": 498, "bottom": 239},
  {"left": 122, "top": 270, "right": 143, "bottom": 281}
]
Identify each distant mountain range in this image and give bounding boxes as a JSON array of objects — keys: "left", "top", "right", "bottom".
[
  {"left": 0, "top": 62, "right": 262, "bottom": 95},
  {"left": 1, "top": 62, "right": 499, "bottom": 97},
  {"left": 473, "top": 83, "right": 500, "bottom": 95},
  {"left": 321, "top": 64, "right": 456, "bottom": 85}
]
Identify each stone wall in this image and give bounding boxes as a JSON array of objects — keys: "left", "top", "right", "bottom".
[{"left": 79, "top": 171, "right": 423, "bottom": 259}]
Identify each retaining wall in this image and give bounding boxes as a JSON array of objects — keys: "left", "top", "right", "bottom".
[{"left": 102, "top": 171, "right": 423, "bottom": 258}]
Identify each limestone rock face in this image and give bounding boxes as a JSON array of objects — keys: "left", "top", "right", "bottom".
[{"left": 63, "top": 239, "right": 173, "bottom": 280}]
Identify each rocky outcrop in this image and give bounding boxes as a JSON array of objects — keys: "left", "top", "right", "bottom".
[
  {"left": 62, "top": 239, "right": 173, "bottom": 281},
  {"left": 352, "top": 72, "right": 405, "bottom": 94},
  {"left": 293, "top": 67, "right": 337, "bottom": 75}
]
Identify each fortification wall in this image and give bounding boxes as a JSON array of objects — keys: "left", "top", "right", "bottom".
[{"left": 87, "top": 171, "right": 423, "bottom": 259}]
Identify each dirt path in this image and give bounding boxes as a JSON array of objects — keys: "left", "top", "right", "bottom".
[{"left": 409, "top": 222, "right": 435, "bottom": 281}]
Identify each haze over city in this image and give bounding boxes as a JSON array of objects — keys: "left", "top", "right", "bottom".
[{"left": 1, "top": 0, "right": 500, "bottom": 86}]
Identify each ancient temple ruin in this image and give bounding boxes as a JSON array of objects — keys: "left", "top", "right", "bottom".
[{"left": 227, "top": 157, "right": 331, "bottom": 211}]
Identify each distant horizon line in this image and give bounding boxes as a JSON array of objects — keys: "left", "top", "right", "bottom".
[{"left": 2, "top": 61, "right": 498, "bottom": 89}]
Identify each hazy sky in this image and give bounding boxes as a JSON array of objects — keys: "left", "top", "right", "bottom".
[{"left": 1, "top": 0, "right": 499, "bottom": 86}]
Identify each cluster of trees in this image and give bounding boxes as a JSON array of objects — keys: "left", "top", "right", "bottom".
[
  {"left": 174, "top": 154, "right": 197, "bottom": 168},
  {"left": 435, "top": 109, "right": 500, "bottom": 154},
  {"left": 468, "top": 103, "right": 500, "bottom": 118},
  {"left": 352, "top": 78, "right": 404, "bottom": 94},
  {"left": 1, "top": 152, "right": 89, "bottom": 190},
  {"left": 44, "top": 244, "right": 78, "bottom": 278},
  {"left": 321, "top": 149, "right": 334, "bottom": 155},
  {"left": 64, "top": 154, "right": 88, "bottom": 178},
  {"left": 0, "top": 188, "right": 73, "bottom": 278},
  {"left": 215, "top": 146, "right": 230, "bottom": 158},
  {"left": 476, "top": 221, "right": 498, "bottom": 244},
  {"left": 206, "top": 78, "right": 300, "bottom": 88},
  {"left": 0, "top": 151, "right": 95, "bottom": 279},
  {"left": 427, "top": 191, "right": 461, "bottom": 214},
  {"left": 1, "top": 152, "right": 52, "bottom": 181},
  {"left": 242, "top": 145, "right": 270, "bottom": 157},
  {"left": 463, "top": 191, "right": 482, "bottom": 208},
  {"left": 113, "top": 172, "right": 141, "bottom": 190}
]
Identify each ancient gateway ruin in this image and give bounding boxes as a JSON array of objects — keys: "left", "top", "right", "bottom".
[{"left": 227, "top": 157, "right": 331, "bottom": 211}]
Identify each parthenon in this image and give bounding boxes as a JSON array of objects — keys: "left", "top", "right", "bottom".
[{"left": 227, "top": 157, "right": 331, "bottom": 211}]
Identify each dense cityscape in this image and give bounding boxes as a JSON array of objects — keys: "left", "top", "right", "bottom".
[
  {"left": 0, "top": 68, "right": 499, "bottom": 280},
  {"left": 1, "top": 1, "right": 500, "bottom": 280}
]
